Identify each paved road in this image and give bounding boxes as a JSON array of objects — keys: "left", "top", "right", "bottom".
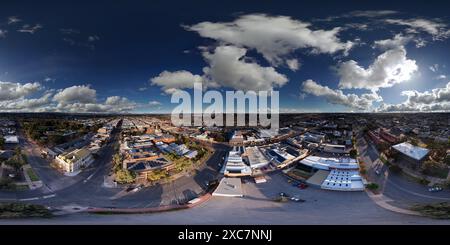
[
  {"left": 356, "top": 131, "right": 450, "bottom": 209},
  {"left": 0, "top": 129, "right": 229, "bottom": 210},
  {"left": 1, "top": 171, "right": 448, "bottom": 224},
  {"left": 2, "top": 128, "right": 449, "bottom": 224}
]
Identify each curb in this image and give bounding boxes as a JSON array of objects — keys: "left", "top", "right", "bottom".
[
  {"left": 365, "top": 191, "right": 423, "bottom": 217},
  {"left": 86, "top": 193, "right": 212, "bottom": 214}
]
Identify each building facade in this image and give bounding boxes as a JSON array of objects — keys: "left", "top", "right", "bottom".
[{"left": 56, "top": 148, "right": 94, "bottom": 173}]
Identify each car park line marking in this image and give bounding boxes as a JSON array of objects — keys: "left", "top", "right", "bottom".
[{"left": 20, "top": 197, "right": 39, "bottom": 201}]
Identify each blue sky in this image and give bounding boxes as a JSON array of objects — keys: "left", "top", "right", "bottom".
[{"left": 0, "top": 0, "right": 449, "bottom": 113}]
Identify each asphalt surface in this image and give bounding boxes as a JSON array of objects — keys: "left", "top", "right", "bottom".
[
  {"left": 1, "top": 129, "right": 450, "bottom": 224},
  {"left": 2, "top": 171, "right": 449, "bottom": 224},
  {"left": 0, "top": 129, "right": 229, "bottom": 210},
  {"left": 356, "top": 131, "right": 450, "bottom": 209}
]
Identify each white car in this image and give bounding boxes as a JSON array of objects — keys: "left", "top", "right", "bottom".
[
  {"left": 131, "top": 184, "right": 144, "bottom": 192},
  {"left": 428, "top": 186, "right": 443, "bottom": 192}
]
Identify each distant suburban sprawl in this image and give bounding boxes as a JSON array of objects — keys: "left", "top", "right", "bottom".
[{"left": 1, "top": 113, "right": 450, "bottom": 224}]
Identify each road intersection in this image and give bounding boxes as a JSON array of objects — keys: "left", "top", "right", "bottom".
[{"left": 1, "top": 127, "right": 450, "bottom": 224}]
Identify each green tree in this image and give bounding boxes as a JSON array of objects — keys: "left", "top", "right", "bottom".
[
  {"left": 349, "top": 149, "right": 358, "bottom": 158},
  {"left": 112, "top": 153, "right": 123, "bottom": 172},
  {"left": 5, "top": 147, "right": 26, "bottom": 173},
  {"left": 410, "top": 138, "right": 419, "bottom": 146},
  {"left": 147, "top": 169, "right": 168, "bottom": 182},
  {"left": 366, "top": 183, "right": 379, "bottom": 190},
  {"left": 48, "top": 134, "right": 65, "bottom": 145},
  {"left": 115, "top": 169, "right": 135, "bottom": 184},
  {"left": 421, "top": 160, "right": 448, "bottom": 178},
  {"left": 0, "top": 136, "right": 5, "bottom": 149}
]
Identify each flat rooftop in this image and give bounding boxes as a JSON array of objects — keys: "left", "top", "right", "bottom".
[
  {"left": 392, "top": 142, "right": 429, "bottom": 161},
  {"left": 245, "top": 147, "right": 269, "bottom": 166},
  {"left": 4, "top": 135, "right": 19, "bottom": 143},
  {"left": 300, "top": 156, "right": 358, "bottom": 170},
  {"left": 212, "top": 178, "right": 243, "bottom": 197}
]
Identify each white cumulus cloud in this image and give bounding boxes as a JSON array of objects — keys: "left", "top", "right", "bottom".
[
  {"left": 302, "top": 79, "right": 382, "bottom": 110},
  {"left": 53, "top": 85, "right": 97, "bottom": 104},
  {"left": 337, "top": 46, "right": 417, "bottom": 91},
  {"left": 150, "top": 70, "right": 203, "bottom": 94},
  {"left": 0, "top": 81, "right": 41, "bottom": 101},
  {"left": 186, "top": 14, "right": 353, "bottom": 66},
  {"left": 376, "top": 81, "right": 450, "bottom": 112},
  {"left": 202, "top": 45, "right": 288, "bottom": 91},
  {"left": 385, "top": 18, "right": 449, "bottom": 40}
]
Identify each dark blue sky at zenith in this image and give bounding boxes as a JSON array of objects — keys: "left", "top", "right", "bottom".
[{"left": 0, "top": 0, "right": 449, "bottom": 113}]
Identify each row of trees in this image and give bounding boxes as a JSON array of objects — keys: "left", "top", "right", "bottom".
[
  {"left": 147, "top": 169, "right": 169, "bottom": 182},
  {"left": 112, "top": 152, "right": 135, "bottom": 184},
  {"left": 4, "top": 147, "right": 27, "bottom": 174},
  {"left": 21, "top": 119, "right": 95, "bottom": 146}
]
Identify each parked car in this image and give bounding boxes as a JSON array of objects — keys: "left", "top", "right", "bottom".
[
  {"left": 131, "top": 184, "right": 144, "bottom": 192},
  {"left": 279, "top": 192, "right": 290, "bottom": 197},
  {"left": 428, "top": 186, "right": 443, "bottom": 192},
  {"left": 290, "top": 196, "right": 306, "bottom": 202}
]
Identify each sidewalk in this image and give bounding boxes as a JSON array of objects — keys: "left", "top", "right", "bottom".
[
  {"left": 88, "top": 193, "right": 212, "bottom": 214},
  {"left": 365, "top": 190, "right": 422, "bottom": 216},
  {"left": 22, "top": 165, "right": 43, "bottom": 190}
]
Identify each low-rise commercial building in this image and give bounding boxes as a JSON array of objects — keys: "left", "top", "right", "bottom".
[
  {"left": 3, "top": 135, "right": 19, "bottom": 144},
  {"left": 379, "top": 129, "right": 400, "bottom": 144},
  {"left": 56, "top": 148, "right": 94, "bottom": 173},
  {"left": 224, "top": 148, "right": 251, "bottom": 177},
  {"left": 127, "top": 157, "right": 174, "bottom": 181},
  {"left": 300, "top": 156, "right": 364, "bottom": 191},
  {"left": 212, "top": 177, "right": 243, "bottom": 197},
  {"left": 243, "top": 146, "right": 269, "bottom": 169},
  {"left": 229, "top": 131, "right": 244, "bottom": 145},
  {"left": 321, "top": 143, "right": 350, "bottom": 154},
  {"left": 302, "top": 133, "right": 325, "bottom": 144},
  {"left": 265, "top": 148, "right": 295, "bottom": 168},
  {"left": 392, "top": 142, "right": 429, "bottom": 169}
]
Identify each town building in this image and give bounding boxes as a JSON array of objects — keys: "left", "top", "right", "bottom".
[
  {"left": 391, "top": 142, "right": 430, "bottom": 169},
  {"left": 265, "top": 148, "right": 295, "bottom": 168},
  {"left": 153, "top": 134, "right": 176, "bottom": 144},
  {"left": 367, "top": 130, "right": 385, "bottom": 145},
  {"left": 224, "top": 147, "right": 251, "bottom": 177},
  {"left": 56, "top": 148, "right": 94, "bottom": 173},
  {"left": 229, "top": 131, "right": 244, "bottom": 145},
  {"left": 258, "top": 129, "right": 279, "bottom": 139},
  {"left": 212, "top": 177, "right": 243, "bottom": 197},
  {"left": 379, "top": 129, "right": 400, "bottom": 144},
  {"left": 321, "top": 143, "right": 350, "bottom": 154},
  {"left": 243, "top": 146, "right": 269, "bottom": 169},
  {"left": 3, "top": 135, "right": 19, "bottom": 144},
  {"left": 302, "top": 132, "right": 325, "bottom": 144},
  {"left": 127, "top": 157, "right": 174, "bottom": 181},
  {"left": 300, "top": 156, "right": 364, "bottom": 191}
]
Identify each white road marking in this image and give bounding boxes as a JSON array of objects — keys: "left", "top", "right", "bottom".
[
  {"left": 83, "top": 172, "right": 96, "bottom": 183},
  {"left": 43, "top": 194, "right": 56, "bottom": 199},
  {"left": 19, "top": 197, "right": 39, "bottom": 201}
]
